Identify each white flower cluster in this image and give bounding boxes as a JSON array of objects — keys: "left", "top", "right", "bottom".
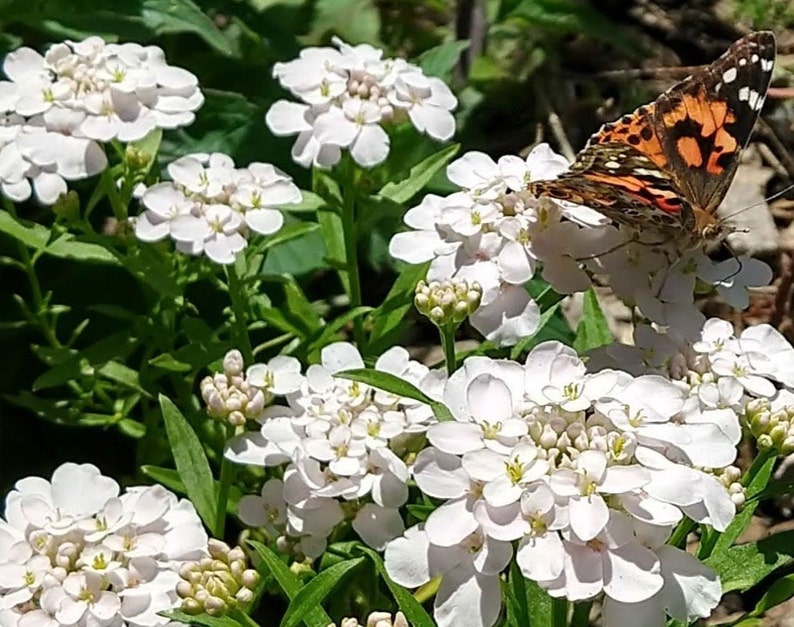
[
  {"left": 389, "top": 146, "right": 772, "bottom": 345},
  {"left": 330, "top": 611, "right": 409, "bottom": 627},
  {"left": 383, "top": 317, "right": 794, "bottom": 627},
  {"left": 0, "top": 463, "right": 208, "bottom": 627},
  {"left": 200, "top": 349, "right": 304, "bottom": 426},
  {"left": 0, "top": 37, "right": 203, "bottom": 204},
  {"left": 265, "top": 37, "right": 457, "bottom": 168},
  {"left": 134, "top": 152, "right": 301, "bottom": 264},
  {"left": 230, "top": 343, "right": 438, "bottom": 557}
]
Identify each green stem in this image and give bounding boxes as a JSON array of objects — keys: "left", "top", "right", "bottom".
[
  {"left": 341, "top": 163, "right": 365, "bottom": 349},
  {"left": 551, "top": 597, "right": 568, "bottom": 627},
  {"left": 668, "top": 518, "right": 695, "bottom": 549},
  {"left": 100, "top": 168, "right": 128, "bottom": 221},
  {"left": 214, "top": 423, "right": 237, "bottom": 537},
  {"left": 225, "top": 264, "right": 254, "bottom": 364},
  {"left": 441, "top": 323, "right": 458, "bottom": 375},
  {"left": 743, "top": 447, "right": 776, "bottom": 487},
  {"left": 570, "top": 601, "right": 592, "bottom": 627},
  {"left": 3, "top": 199, "right": 62, "bottom": 348}
]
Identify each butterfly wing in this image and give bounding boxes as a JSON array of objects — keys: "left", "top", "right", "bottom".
[
  {"left": 652, "top": 31, "right": 776, "bottom": 213},
  {"left": 529, "top": 31, "right": 776, "bottom": 237}
]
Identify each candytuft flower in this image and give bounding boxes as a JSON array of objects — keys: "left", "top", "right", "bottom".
[
  {"left": 265, "top": 37, "right": 457, "bottom": 168},
  {"left": 0, "top": 462, "right": 208, "bottom": 627},
  {"left": 134, "top": 153, "right": 301, "bottom": 264},
  {"left": 0, "top": 36, "right": 204, "bottom": 204}
]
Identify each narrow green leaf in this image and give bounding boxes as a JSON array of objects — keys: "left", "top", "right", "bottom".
[
  {"left": 148, "top": 353, "right": 193, "bottom": 372},
  {"left": 336, "top": 368, "right": 453, "bottom": 422},
  {"left": 316, "top": 205, "right": 347, "bottom": 292},
  {"left": 159, "top": 395, "right": 217, "bottom": 534},
  {"left": 97, "top": 361, "right": 150, "bottom": 396},
  {"left": 379, "top": 143, "right": 460, "bottom": 204},
  {"left": 260, "top": 222, "right": 320, "bottom": 252},
  {"left": 572, "top": 289, "right": 612, "bottom": 354},
  {"left": 281, "top": 558, "right": 365, "bottom": 627},
  {"left": 248, "top": 541, "right": 331, "bottom": 627},
  {"left": 417, "top": 40, "right": 471, "bottom": 79},
  {"left": 306, "top": 306, "right": 372, "bottom": 358},
  {"left": 356, "top": 546, "right": 434, "bottom": 627},
  {"left": 162, "top": 610, "right": 242, "bottom": 627},
  {"left": 706, "top": 529, "right": 794, "bottom": 593},
  {"left": 749, "top": 573, "right": 794, "bottom": 616},
  {"left": 369, "top": 261, "right": 430, "bottom": 351},
  {"left": 141, "top": 0, "right": 234, "bottom": 56}
]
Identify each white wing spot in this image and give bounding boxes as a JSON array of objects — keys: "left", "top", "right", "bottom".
[
  {"left": 761, "top": 58, "right": 774, "bottom": 71},
  {"left": 739, "top": 58, "right": 747, "bottom": 66},
  {"left": 604, "top": 161, "right": 620, "bottom": 169},
  {"left": 739, "top": 86, "right": 750, "bottom": 101},
  {"left": 748, "top": 89, "right": 761, "bottom": 110},
  {"left": 751, "top": 53, "right": 759, "bottom": 63},
  {"left": 722, "top": 67, "right": 737, "bottom": 83}
]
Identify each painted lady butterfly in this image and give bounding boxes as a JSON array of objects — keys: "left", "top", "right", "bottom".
[{"left": 528, "top": 31, "right": 777, "bottom": 244}]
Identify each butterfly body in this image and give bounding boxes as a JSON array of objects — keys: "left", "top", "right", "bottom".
[{"left": 529, "top": 31, "right": 777, "bottom": 244}]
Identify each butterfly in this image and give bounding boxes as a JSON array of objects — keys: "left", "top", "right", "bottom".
[{"left": 528, "top": 31, "right": 777, "bottom": 244}]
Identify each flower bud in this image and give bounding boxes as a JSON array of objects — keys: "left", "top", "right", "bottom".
[{"left": 414, "top": 278, "right": 482, "bottom": 327}]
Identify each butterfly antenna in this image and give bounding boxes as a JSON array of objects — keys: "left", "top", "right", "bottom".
[
  {"left": 720, "top": 240, "right": 745, "bottom": 281},
  {"left": 722, "top": 181, "right": 794, "bottom": 222}
]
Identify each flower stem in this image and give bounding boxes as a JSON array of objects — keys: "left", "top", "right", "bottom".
[
  {"left": 441, "top": 323, "right": 458, "bottom": 375},
  {"left": 414, "top": 577, "right": 440, "bottom": 604},
  {"left": 3, "top": 199, "right": 62, "bottom": 348},
  {"left": 340, "top": 162, "right": 365, "bottom": 350},
  {"left": 551, "top": 597, "right": 568, "bottom": 627},
  {"left": 214, "top": 423, "right": 237, "bottom": 537},
  {"left": 100, "top": 168, "right": 128, "bottom": 221},
  {"left": 225, "top": 263, "right": 254, "bottom": 364}
]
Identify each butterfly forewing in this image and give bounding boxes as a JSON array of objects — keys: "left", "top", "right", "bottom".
[
  {"left": 528, "top": 31, "right": 777, "bottom": 241},
  {"left": 653, "top": 31, "right": 776, "bottom": 213}
]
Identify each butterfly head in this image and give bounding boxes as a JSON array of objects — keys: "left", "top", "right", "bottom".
[{"left": 692, "top": 207, "right": 733, "bottom": 242}]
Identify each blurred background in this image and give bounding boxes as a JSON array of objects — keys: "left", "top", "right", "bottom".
[{"left": 1, "top": 0, "right": 792, "bottom": 507}]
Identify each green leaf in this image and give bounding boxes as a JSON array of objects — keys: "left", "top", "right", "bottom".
[
  {"left": 281, "top": 191, "right": 328, "bottom": 213},
  {"left": 159, "top": 395, "right": 217, "bottom": 534},
  {"left": 336, "top": 368, "right": 454, "bottom": 422},
  {"left": 379, "top": 143, "right": 460, "bottom": 204},
  {"left": 706, "top": 529, "right": 794, "bottom": 594},
  {"left": 417, "top": 40, "right": 471, "bottom": 80},
  {"left": 141, "top": 0, "right": 233, "bottom": 56},
  {"left": 162, "top": 610, "right": 242, "bottom": 627},
  {"left": 260, "top": 222, "right": 321, "bottom": 252},
  {"left": 259, "top": 275, "right": 323, "bottom": 340},
  {"left": 118, "top": 418, "right": 146, "bottom": 438},
  {"left": 311, "top": 0, "right": 381, "bottom": 45},
  {"left": 148, "top": 353, "right": 193, "bottom": 373},
  {"left": 128, "top": 128, "right": 162, "bottom": 175},
  {"left": 749, "top": 573, "right": 794, "bottom": 616},
  {"left": 356, "top": 546, "right": 434, "bottom": 627},
  {"left": 369, "top": 261, "right": 430, "bottom": 351},
  {"left": 572, "top": 289, "right": 612, "bottom": 354},
  {"left": 280, "top": 557, "right": 365, "bottom": 627},
  {"left": 0, "top": 210, "right": 49, "bottom": 250},
  {"left": 305, "top": 306, "right": 372, "bottom": 359},
  {"left": 45, "top": 236, "right": 120, "bottom": 265},
  {"left": 316, "top": 205, "right": 346, "bottom": 288},
  {"left": 248, "top": 541, "right": 331, "bottom": 627},
  {"left": 97, "top": 361, "right": 149, "bottom": 396},
  {"left": 506, "top": 559, "right": 550, "bottom": 627}
]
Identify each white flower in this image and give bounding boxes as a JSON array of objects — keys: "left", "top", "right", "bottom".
[
  {"left": 265, "top": 37, "right": 456, "bottom": 168},
  {"left": 0, "top": 37, "right": 203, "bottom": 204},
  {"left": 0, "top": 463, "right": 208, "bottom": 627},
  {"left": 384, "top": 525, "right": 508, "bottom": 627},
  {"left": 135, "top": 153, "right": 300, "bottom": 265}
]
